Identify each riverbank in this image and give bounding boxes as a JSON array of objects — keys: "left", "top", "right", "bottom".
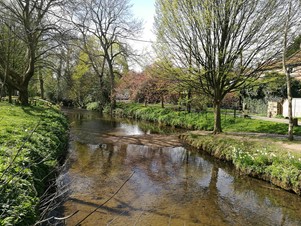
[
  {"left": 113, "top": 103, "right": 301, "bottom": 195},
  {"left": 180, "top": 132, "right": 301, "bottom": 195},
  {"left": 113, "top": 103, "right": 301, "bottom": 135},
  {"left": 0, "top": 102, "right": 68, "bottom": 226}
]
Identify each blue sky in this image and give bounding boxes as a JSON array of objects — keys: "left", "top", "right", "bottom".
[
  {"left": 130, "top": 0, "right": 155, "bottom": 42},
  {"left": 131, "top": 0, "right": 155, "bottom": 32}
]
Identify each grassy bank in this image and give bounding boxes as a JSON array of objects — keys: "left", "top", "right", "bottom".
[
  {"left": 0, "top": 102, "right": 68, "bottom": 225},
  {"left": 180, "top": 132, "right": 301, "bottom": 195},
  {"left": 114, "top": 103, "right": 301, "bottom": 194},
  {"left": 114, "top": 103, "right": 301, "bottom": 135}
]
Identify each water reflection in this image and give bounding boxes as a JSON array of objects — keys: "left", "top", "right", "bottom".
[{"left": 59, "top": 109, "right": 301, "bottom": 226}]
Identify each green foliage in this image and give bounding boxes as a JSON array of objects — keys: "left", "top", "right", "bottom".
[
  {"left": 114, "top": 103, "right": 213, "bottom": 130},
  {"left": 286, "top": 34, "right": 301, "bottom": 57},
  {"left": 73, "top": 51, "right": 90, "bottom": 80},
  {"left": 0, "top": 102, "right": 68, "bottom": 225},
  {"left": 114, "top": 103, "right": 301, "bottom": 135},
  {"left": 86, "top": 101, "right": 100, "bottom": 111},
  {"left": 242, "top": 73, "right": 301, "bottom": 113}
]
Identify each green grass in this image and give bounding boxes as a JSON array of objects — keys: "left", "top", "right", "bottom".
[
  {"left": 114, "top": 103, "right": 301, "bottom": 135},
  {"left": 0, "top": 101, "right": 68, "bottom": 226},
  {"left": 110, "top": 102, "right": 301, "bottom": 194},
  {"left": 180, "top": 133, "right": 301, "bottom": 195}
]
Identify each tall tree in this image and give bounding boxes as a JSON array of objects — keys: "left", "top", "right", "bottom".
[
  {"left": 68, "top": 0, "right": 142, "bottom": 113},
  {"left": 154, "top": 0, "right": 292, "bottom": 133},
  {"left": 0, "top": 0, "right": 63, "bottom": 105},
  {"left": 282, "top": 0, "right": 301, "bottom": 141}
]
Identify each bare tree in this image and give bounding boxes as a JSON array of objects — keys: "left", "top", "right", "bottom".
[
  {"left": 282, "top": 0, "right": 301, "bottom": 141},
  {"left": 68, "top": 0, "right": 142, "bottom": 113},
  {"left": 154, "top": 0, "right": 292, "bottom": 133},
  {"left": 0, "top": 0, "right": 65, "bottom": 105}
]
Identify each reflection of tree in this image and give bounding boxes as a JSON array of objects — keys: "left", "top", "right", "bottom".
[
  {"left": 208, "top": 166, "right": 218, "bottom": 196},
  {"left": 230, "top": 175, "right": 301, "bottom": 223},
  {"left": 101, "top": 146, "right": 114, "bottom": 176},
  {"left": 64, "top": 109, "right": 301, "bottom": 225},
  {"left": 203, "top": 165, "right": 226, "bottom": 224}
]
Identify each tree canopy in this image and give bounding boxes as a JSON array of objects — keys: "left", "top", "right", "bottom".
[{"left": 154, "top": 0, "right": 300, "bottom": 133}]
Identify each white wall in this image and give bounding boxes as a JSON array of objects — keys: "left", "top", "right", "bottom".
[{"left": 283, "top": 98, "right": 301, "bottom": 118}]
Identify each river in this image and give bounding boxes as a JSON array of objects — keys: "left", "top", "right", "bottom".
[{"left": 57, "top": 109, "right": 301, "bottom": 226}]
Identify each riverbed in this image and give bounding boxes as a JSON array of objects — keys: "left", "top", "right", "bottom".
[{"left": 57, "top": 109, "right": 301, "bottom": 225}]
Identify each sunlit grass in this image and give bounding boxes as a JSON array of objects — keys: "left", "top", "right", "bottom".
[
  {"left": 181, "top": 133, "right": 301, "bottom": 195},
  {"left": 114, "top": 103, "right": 301, "bottom": 136},
  {"left": 0, "top": 102, "right": 68, "bottom": 226}
]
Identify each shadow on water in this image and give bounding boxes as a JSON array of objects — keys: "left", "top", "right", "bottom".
[{"left": 55, "top": 109, "right": 301, "bottom": 226}]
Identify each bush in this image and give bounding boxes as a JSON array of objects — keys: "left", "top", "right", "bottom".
[{"left": 86, "top": 101, "right": 100, "bottom": 111}]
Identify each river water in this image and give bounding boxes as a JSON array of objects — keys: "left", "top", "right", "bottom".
[{"left": 58, "top": 109, "right": 301, "bottom": 226}]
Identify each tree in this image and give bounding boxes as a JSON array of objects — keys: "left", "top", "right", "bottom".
[
  {"left": 282, "top": 0, "right": 301, "bottom": 140},
  {"left": 286, "top": 34, "right": 301, "bottom": 57},
  {"left": 0, "top": 0, "right": 64, "bottom": 105},
  {"left": 68, "top": 0, "right": 142, "bottom": 113},
  {"left": 69, "top": 49, "right": 100, "bottom": 107},
  {"left": 147, "top": 60, "right": 202, "bottom": 112},
  {"left": 144, "top": 64, "right": 173, "bottom": 108},
  {"left": 154, "top": 0, "right": 292, "bottom": 133}
]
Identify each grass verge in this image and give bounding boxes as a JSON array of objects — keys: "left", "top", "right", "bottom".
[
  {"left": 113, "top": 102, "right": 301, "bottom": 135},
  {"left": 114, "top": 103, "right": 301, "bottom": 195},
  {"left": 180, "top": 132, "right": 301, "bottom": 195},
  {"left": 0, "top": 101, "right": 68, "bottom": 226}
]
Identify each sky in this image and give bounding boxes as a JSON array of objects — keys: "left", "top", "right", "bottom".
[
  {"left": 129, "top": 0, "right": 156, "bottom": 70},
  {"left": 131, "top": 0, "right": 156, "bottom": 43}
]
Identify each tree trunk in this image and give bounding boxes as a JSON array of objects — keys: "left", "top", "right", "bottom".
[
  {"left": 286, "top": 71, "right": 294, "bottom": 141},
  {"left": 57, "top": 57, "right": 63, "bottom": 102},
  {"left": 98, "top": 77, "right": 105, "bottom": 113},
  {"left": 187, "top": 89, "right": 192, "bottom": 113},
  {"left": 98, "top": 60, "right": 106, "bottom": 113},
  {"left": 108, "top": 60, "right": 115, "bottom": 115},
  {"left": 161, "top": 95, "right": 164, "bottom": 108},
  {"left": 8, "top": 86, "right": 12, "bottom": 103},
  {"left": 283, "top": 0, "right": 294, "bottom": 141},
  {"left": 19, "top": 86, "right": 29, "bottom": 105},
  {"left": 39, "top": 72, "right": 44, "bottom": 99},
  {"left": 0, "top": 85, "right": 3, "bottom": 102},
  {"left": 213, "top": 101, "right": 222, "bottom": 134}
]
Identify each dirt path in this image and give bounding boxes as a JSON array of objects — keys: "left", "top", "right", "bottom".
[
  {"left": 189, "top": 130, "right": 301, "bottom": 154},
  {"left": 249, "top": 115, "right": 290, "bottom": 124}
]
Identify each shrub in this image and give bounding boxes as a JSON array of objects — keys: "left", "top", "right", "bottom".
[{"left": 86, "top": 101, "right": 100, "bottom": 111}]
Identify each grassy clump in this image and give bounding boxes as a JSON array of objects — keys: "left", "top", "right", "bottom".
[
  {"left": 86, "top": 101, "right": 100, "bottom": 111},
  {"left": 0, "top": 102, "right": 68, "bottom": 226},
  {"left": 181, "top": 133, "right": 301, "bottom": 195},
  {"left": 114, "top": 103, "right": 214, "bottom": 130},
  {"left": 114, "top": 103, "right": 301, "bottom": 135}
]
